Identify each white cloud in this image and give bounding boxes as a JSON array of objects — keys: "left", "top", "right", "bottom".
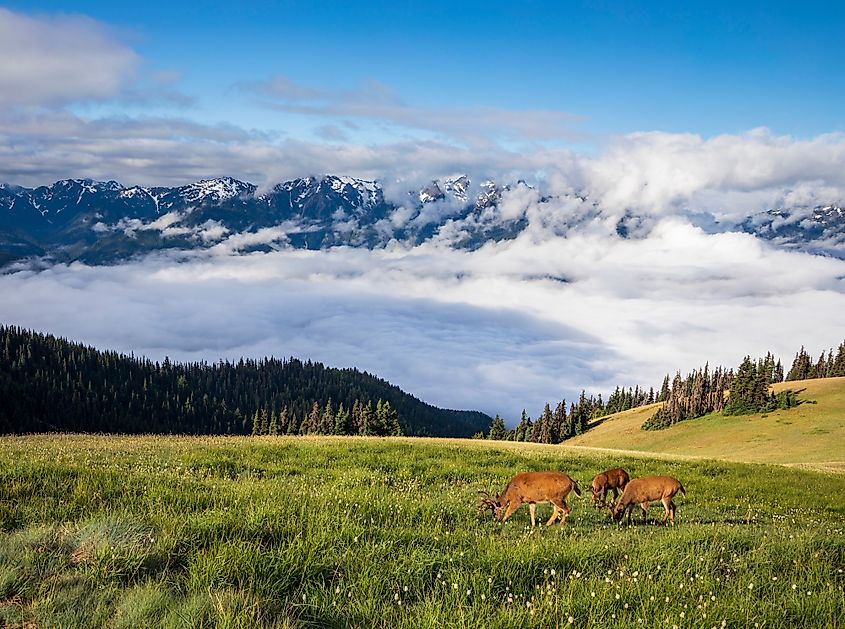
[
  {"left": 240, "top": 75, "right": 585, "bottom": 147},
  {"left": 571, "top": 129, "right": 845, "bottom": 219},
  {"left": 2, "top": 222, "right": 843, "bottom": 423},
  {"left": 0, "top": 8, "right": 138, "bottom": 107}
]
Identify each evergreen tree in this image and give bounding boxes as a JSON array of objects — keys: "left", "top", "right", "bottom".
[
  {"left": 306, "top": 402, "right": 321, "bottom": 434},
  {"left": 333, "top": 403, "right": 350, "bottom": 435},
  {"left": 812, "top": 352, "right": 828, "bottom": 380},
  {"left": 657, "top": 375, "right": 670, "bottom": 403},
  {"left": 320, "top": 399, "right": 334, "bottom": 434},
  {"left": 286, "top": 411, "right": 299, "bottom": 435},
  {"left": 832, "top": 341, "right": 845, "bottom": 377},
  {"left": 381, "top": 400, "right": 402, "bottom": 436},
  {"left": 786, "top": 346, "right": 813, "bottom": 381},
  {"left": 514, "top": 410, "right": 529, "bottom": 442},
  {"left": 360, "top": 401, "right": 374, "bottom": 435},
  {"left": 553, "top": 401, "right": 567, "bottom": 442},
  {"left": 539, "top": 403, "right": 554, "bottom": 444},
  {"left": 488, "top": 414, "right": 506, "bottom": 441}
]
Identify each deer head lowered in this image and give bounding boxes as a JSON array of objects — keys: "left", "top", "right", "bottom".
[
  {"left": 478, "top": 471, "right": 582, "bottom": 527},
  {"left": 608, "top": 475, "right": 686, "bottom": 526},
  {"left": 590, "top": 467, "right": 630, "bottom": 509}
]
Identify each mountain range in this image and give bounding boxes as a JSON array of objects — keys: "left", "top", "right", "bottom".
[{"left": 1, "top": 175, "right": 843, "bottom": 266}]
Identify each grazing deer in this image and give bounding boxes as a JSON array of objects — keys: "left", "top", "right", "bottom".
[
  {"left": 609, "top": 475, "right": 686, "bottom": 525},
  {"left": 477, "top": 471, "right": 581, "bottom": 527},
  {"left": 590, "top": 467, "right": 630, "bottom": 509}
]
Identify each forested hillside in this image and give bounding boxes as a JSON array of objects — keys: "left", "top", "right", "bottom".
[{"left": 0, "top": 326, "right": 490, "bottom": 437}]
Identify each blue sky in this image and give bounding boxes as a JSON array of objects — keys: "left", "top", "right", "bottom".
[{"left": 5, "top": 0, "right": 844, "bottom": 144}]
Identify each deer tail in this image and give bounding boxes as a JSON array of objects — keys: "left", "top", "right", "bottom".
[
  {"left": 573, "top": 479, "right": 582, "bottom": 497},
  {"left": 678, "top": 482, "right": 686, "bottom": 497}
]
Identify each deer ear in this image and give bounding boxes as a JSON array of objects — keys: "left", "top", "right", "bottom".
[{"left": 494, "top": 491, "right": 499, "bottom": 500}]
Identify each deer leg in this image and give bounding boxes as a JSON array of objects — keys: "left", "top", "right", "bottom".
[
  {"left": 501, "top": 501, "right": 521, "bottom": 523},
  {"left": 661, "top": 497, "right": 672, "bottom": 524},
  {"left": 601, "top": 488, "right": 608, "bottom": 508},
  {"left": 546, "top": 502, "right": 562, "bottom": 526},
  {"left": 640, "top": 502, "right": 649, "bottom": 525},
  {"left": 559, "top": 500, "right": 572, "bottom": 526},
  {"left": 610, "top": 487, "right": 619, "bottom": 508},
  {"left": 529, "top": 502, "right": 537, "bottom": 527}
]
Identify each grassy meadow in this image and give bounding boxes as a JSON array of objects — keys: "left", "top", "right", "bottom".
[
  {"left": 570, "top": 377, "right": 845, "bottom": 473},
  {"left": 0, "top": 435, "right": 843, "bottom": 628}
]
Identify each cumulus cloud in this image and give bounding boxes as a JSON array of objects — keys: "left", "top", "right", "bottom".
[
  {"left": 2, "top": 223, "right": 843, "bottom": 422},
  {"left": 0, "top": 8, "right": 138, "bottom": 107},
  {"left": 567, "top": 129, "right": 845, "bottom": 219}
]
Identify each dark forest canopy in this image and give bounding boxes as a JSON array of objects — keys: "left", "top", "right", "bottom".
[{"left": 0, "top": 325, "right": 490, "bottom": 437}]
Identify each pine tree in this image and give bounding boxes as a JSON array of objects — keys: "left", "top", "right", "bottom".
[
  {"left": 551, "top": 401, "right": 566, "bottom": 442},
  {"left": 320, "top": 399, "right": 334, "bottom": 434},
  {"left": 381, "top": 400, "right": 401, "bottom": 436},
  {"left": 268, "top": 409, "right": 279, "bottom": 435},
  {"left": 279, "top": 406, "right": 289, "bottom": 434},
  {"left": 360, "top": 401, "right": 374, "bottom": 435},
  {"left": 286, "top": 410, "right": 299, "bottom": 435},
  {"left": 333, "top": 403, "right": 350, "bottom": 435},
  {"left": 786, "top": 347, "right": 813, "bottom": 381},
  {"left": 539, "top": 403, "right": 554, "bottom": 444},
  {"left": 812, "top": 352, "right": 827, "bottom": 379},
  {"left": 514, "top": 410, "right": 529, "bottom": 442},
  {"left": 306, "top": 401, "right": 320, "bottom": 434},
  {"left": 488, "top": 414, "right": 506, "bottom": 440},
  {"left": 832, "top": 341, "right": 845, "bottom": 377},
  {"left": 657, "top": 375, "right": 670, "bottom": 403}
]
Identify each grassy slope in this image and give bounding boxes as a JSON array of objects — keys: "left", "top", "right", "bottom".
[
  {"left": 567, "top": 377, "right": 845, "bottom": 472},
  {"left": 1, "top": 435, "right": 844, "bottom": 628}
]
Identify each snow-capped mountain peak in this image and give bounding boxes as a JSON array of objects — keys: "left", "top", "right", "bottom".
[{"left": 177, "top": 177, "right": 256, "bottom": 204}]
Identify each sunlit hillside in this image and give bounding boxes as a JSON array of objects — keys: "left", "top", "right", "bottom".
[{"left": 567, "top": 377, "right": 845, "bottom": 472}]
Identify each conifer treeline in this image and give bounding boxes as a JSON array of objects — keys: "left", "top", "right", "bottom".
[
  {"left": 486, "top": 339, "right": 845, "bottom": 438},
  {"left": 785, "top": 342, "right": 845, "bottom": 381},
  {"left": 0, "top": 326, "right": 489, "bottom": 436},
  {"left": 247, "top": 398, "right": 400, "bottom": 437},
  {"left": 642, "top": 364, "right": 733, "bottom": 430},
  {"left": 483, "top": 386, "right": 656, "bottom": 444},
  {"left": 644, "top": 341, "right": 845, "bottom": 430}
]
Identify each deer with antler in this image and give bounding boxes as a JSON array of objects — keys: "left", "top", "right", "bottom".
[{"left": 478, "top": 471, "right": 582, "bottom": 527}]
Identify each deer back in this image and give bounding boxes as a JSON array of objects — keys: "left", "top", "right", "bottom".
[
  {"left": 618, "top": 475, "right": 683, "bottom": 507},
  {"left": 502, "top": 471, "right": 577, "bottom": 504}
]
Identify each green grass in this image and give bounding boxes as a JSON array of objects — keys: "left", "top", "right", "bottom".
[
  {"left": 1, "top": 435, "right": 843, "bottom": 627},
  {"left": 569, "top": 377, "right": 845, "bottom": 473}
]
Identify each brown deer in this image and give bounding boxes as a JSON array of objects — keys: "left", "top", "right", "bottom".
[
  {"left": 477, "top": 471, "right": 581, "bottom": 527},
  {"left": 590, "top": 467, "right": 630, "bottom": 509},
  {"left": 609, "top": 475, "right": 686, "bottom": 525}
]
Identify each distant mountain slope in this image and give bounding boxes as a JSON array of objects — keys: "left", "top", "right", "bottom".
[
  {"left": 3, "top": 175, "right": 843, "bottom": 267},
  {"left": 739, "top": 205, "right": 845, "bottom": 258},
  {"left": 567, "top": 377, "right": 845, "bottom": 471},
  {"left": 0, "top": 325, "right": 491, "bottom": 437}
]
